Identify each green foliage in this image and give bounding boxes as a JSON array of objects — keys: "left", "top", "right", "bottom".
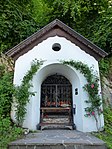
[
  {"left": 0, "top": 62, "right": 23, "bottom": 149},
  {"left": 41, "top": 0, "right": 108, "bottom": 26},
  {"left": 31, "top": 0, "right": 51, "bottom": 27},
  {"left": 99, "top": 58, "right": 110, "bottom": 77},
  {"left": 42, "top": 0, "right": 81, "bottom": 26},
  {"left": 0, "top": 70, "right": 14, "bottom": 117},
  {"left": 108, "top": 55, "right": 112, "bottom": 79},
  {"left": 0, "top": 117, "right": 23, "bottom": 149},
  {"left": 93, "top": 106, "right": 112, "bottom": 149},
  {"left": 62, "top": 60, "right": 102, "bottom": 130},
  {"left": 14, "top": 60, "right": 43, "bottom": 125},
  {"left": 99, "top": 54, "right": 112, "bottom": 79},
  {"left": 0, "top": 0, "right": 39, "bottom": 53},
  {"left": 90, "top": 7, "right": 112, "bottom": 54},
  {"left": 75, "top": 3, "right": 112, "bottom": 54}
]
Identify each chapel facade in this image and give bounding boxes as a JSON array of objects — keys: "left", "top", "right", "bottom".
[{"left": 6, "top": 19, "right": 107, "bottom": 132}]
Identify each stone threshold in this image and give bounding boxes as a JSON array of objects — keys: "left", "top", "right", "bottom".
[{"left": 8, "top": 130, "right": 107, "bottom": 149}]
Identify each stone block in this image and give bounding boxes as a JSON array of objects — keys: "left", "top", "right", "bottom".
[{"left": 50, "top": 145, "right": 65, "bottom": 149}]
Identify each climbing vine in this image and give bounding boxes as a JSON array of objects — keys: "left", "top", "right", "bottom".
[
  {"left": 62, "top": 60, "right": 103, "bottom": 130},
  {"left": 14, "top": 59, "right": 43, "bottom": 126}
]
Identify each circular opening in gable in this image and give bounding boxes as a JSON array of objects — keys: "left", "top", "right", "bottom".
[{"left": 52, "top": 43, "right": 61, "bottom": 51}]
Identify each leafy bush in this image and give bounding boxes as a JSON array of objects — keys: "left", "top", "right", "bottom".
[
  {"left": 93, "top": 106, "right": 112, "bottom": 149},
  {"left": 0, "top": 72, "right": 14, "bottom": 117},
  {"left": 0, "top": 64, "right": 23, "bottom": 149},
  {"left": 0, "top": 117, "right": 23, "bottom": 149},
  {"left": 0, "top": 0, "right": 39, "bottom": 53}
]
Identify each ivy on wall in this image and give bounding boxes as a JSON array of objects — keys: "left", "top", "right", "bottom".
[
  {"left": 14, "top": 59, "right": 43, "bottom": 125},
  {"left": 62, "top": 60, "right": 103, "bottom": 130}
]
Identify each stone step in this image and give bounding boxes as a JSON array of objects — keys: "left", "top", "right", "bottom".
[
  {"left": 8, "top": 144, "right": 107, "bottom": 149},
  {"left": 8, "top": 130, "right": 107, "bottom": 149},
  {"left": 40, "top": 123, "right": 73, "bottom": 130}
]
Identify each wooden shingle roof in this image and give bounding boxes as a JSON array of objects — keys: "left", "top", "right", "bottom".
[{"left": 6, "top": 19, "right": 108, "bottom": 61}]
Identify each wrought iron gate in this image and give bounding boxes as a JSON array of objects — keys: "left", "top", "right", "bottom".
[
  {"left": 41, "top": 74, "right": 72, "bottom": 107},
  {"left": 40, "top": 74, "right": 73, "bottom": 129}
]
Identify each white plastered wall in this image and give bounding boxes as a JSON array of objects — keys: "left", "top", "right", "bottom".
[{"left": 12, "top": 36, "right": 104, "bottom": 132}]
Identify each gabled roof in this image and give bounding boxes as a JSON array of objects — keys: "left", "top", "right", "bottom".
[{"left": 6, "top": 19, "right": 108, "bottom": 61}]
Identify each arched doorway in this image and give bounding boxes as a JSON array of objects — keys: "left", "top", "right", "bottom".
[{"left": 40, "top": 73, "right": 73, "bottom": 129}]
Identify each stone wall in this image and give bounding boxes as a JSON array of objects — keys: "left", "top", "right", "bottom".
[{"left": 102, "top": 77, "right": 112, "bottom": 106}]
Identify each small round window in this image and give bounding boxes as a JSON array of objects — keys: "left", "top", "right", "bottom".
[{"left": 52, "top": 43, "right": 61, "bottom": 51}]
